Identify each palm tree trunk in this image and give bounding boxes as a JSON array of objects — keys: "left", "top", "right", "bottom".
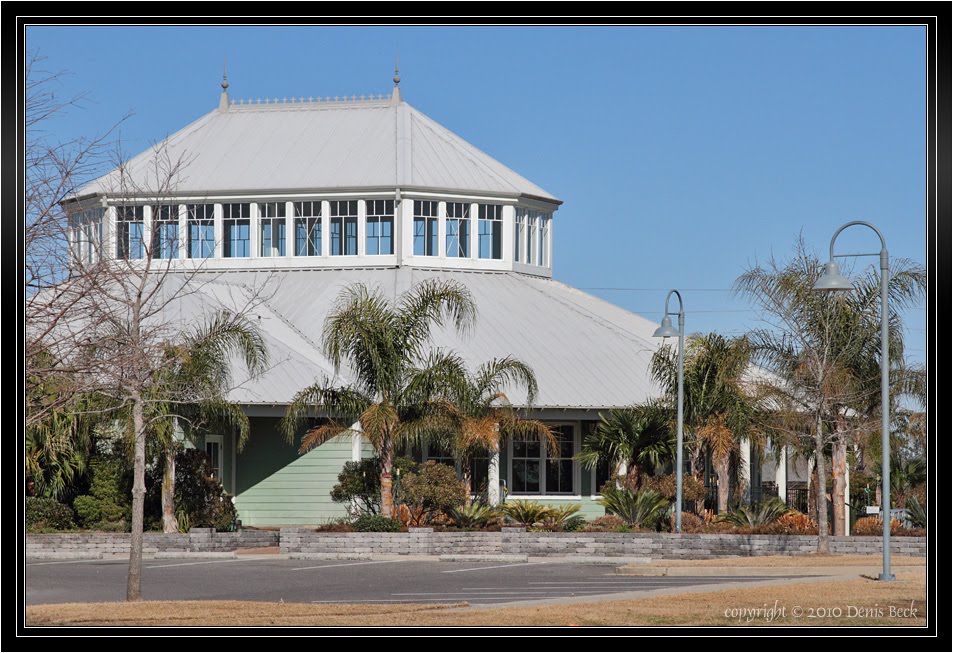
[
  {"left": 716, "top": 457, "right": 730, "bottom": 514},
  {"left": 814, "top": 413, "right": 830, "bottom": 554},
  {"left": 127, "top": 395, "right": 147, "bottom": 601},
  {"left": 380, "top": 440, "right": 394, "bottom": 518},
  {"left": 462, "top": 458, "right": 473, "bottom": 507},
  {"left": 831, "top": 436, "right": 847, "bottom": 537},
  {"left": 161, "top": 446, "right": 178, "bottom": 533}
]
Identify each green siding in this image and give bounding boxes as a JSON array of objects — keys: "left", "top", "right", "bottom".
[{"left": 234, "top": 417, "right": 353, "bottom": 526}]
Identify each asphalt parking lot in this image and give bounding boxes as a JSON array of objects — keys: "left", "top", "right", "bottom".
[{"left": 25, "top": 557, "right": 796, "bottom": 606}]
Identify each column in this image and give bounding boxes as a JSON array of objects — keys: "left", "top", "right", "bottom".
[
  {"left": 775, "top": 444, "right": 787, "bottom": 502},
  {"left": 501, "top": 204, "right": 515, "bottom": 265},
  {"left": 285, "top": 201, "right": 294, "bottom": 258},
  {"left": 177, "top": 205, "right": 187, "bottom": 259},
  {"left": 470, "top": 202, "right": 479, "bottom": 260},
  {"left": 487, "top": 449, "right": 501, "bottom": 506},
  {"left": 142, "top": 204, "right": 153, "bottom": 260},
  {"left": 249, "top": 202, "right": 260, "bottom": 258},
  {"left": 740, "top": 437, "right": 751, "bottom": 504},
  {"left": 104, "top": 205, "right": 117, "bottom": 259},
  {"left": 321, "top": 200, "right": 331, "bottom": 257},
  {"left": 437, "top": 201, "right": 447, "bottom": 258},
  {"left": 402, "top": 196, "right": 414, "bottom": 261},
  {"left": 213, "top": 203, "right": 224, "bottom": 258},
  {"left": 357, "top": 199, "right": 367, "bottom": 256}
]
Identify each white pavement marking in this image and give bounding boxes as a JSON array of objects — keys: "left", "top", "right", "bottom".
[
  {"left": 26, "top": 559, "right": 105, "bottom": 566},
  {"left": 392, "top": 590, "right": 613, "bottom": 596},
  {"left": 441, "top": 562, "right": 549, "bottom": 574},
  {"left": 145, "top": 556, "right": 274, "bottom": 569},
  {"left": 291, "top": 560, "right": 400, "bottom": 571}
]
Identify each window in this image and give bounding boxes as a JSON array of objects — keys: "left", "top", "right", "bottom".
[
  {"left": 153, "top": 205, "right": 180, "bottom": 260},
  {"left": 528, "top": 211, "right": 538, "bottom": 265},
  {"left": 71, "top": 208, "right": 104, "bottom": 264},
  {"left": 413, "top": 200, "right": 438, "bottom": 256},
  {"left": 478, "top": 204, "right": 502, "bottom": 259},
  {"left": 545, "top": 425, "right": 575, "bottom": 494},
  {"left": 205, "top": 435, "right": 223, "bottom": 481},
  {"left": 445, "top": 202, "right": 470, "bottom": 258},
  {"left": 514, "top": 208, "right": 526, "bottom": 262},
  {"left": 329, "top": 200, "right": 358, "bottom": 256},
  {"left": 187, "top": 204, "right": 215, "bottom": 259},
  {"left": 259, "top": 202, "right": 286, "bottom": 257},
  {"left": 510, "top": 424, "right": 576, "bottom": 495},
  {"left": 424, "top": 441, "right": 456, "bottom": 468},
  {"left": 365, "top": 199, "right": 394, "bottom": 255},
  {"left": 223, "top": 203, "right": 251, "bottom": 257},
  {"left": 511, "top": 436, "right": 541, "bottom": 494},
  {"left": 584, "top": 422, "right": 612, "bottom": 494},
  {"left": 116, "top": 205, "right": 145, "bottom": 260},
  {"left": 539, "top": 212, "right": 550, "bottom": 267},
  {"left": 293, "top": 201, "right": 321, "bottom": 256}
]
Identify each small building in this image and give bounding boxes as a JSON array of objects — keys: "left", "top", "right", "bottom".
[{"left": 65, "top": 72, "right": 806, "bottom": 526}]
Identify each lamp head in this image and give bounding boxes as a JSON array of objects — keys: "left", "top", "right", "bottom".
[
  {"left": 653, "top": 315, "right": 679, "bottom": 338},
  {"left": 812, "top": 260, "right": 854, "bottom": 292}
]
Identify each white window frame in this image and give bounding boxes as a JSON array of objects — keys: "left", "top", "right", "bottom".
[
  {"left": 205, "top": 434, "right": 224, "bottom": 482},
  {"left": 258, "top": 202, "right": 287, "bottom": 257},
  {"left": 365, "top": 199, "right": 395, "bottom": 255},
  {"left": 153, "top": 204, "right": 180, "bottom": 260},
  {"left": 445, "top": 202, "right": 471, "bottom": 258},
  {"left": 293, "top": 201, "right": 322, "bottom": 257},
  {"left": 186, "top": 204, "right": 215, "bottom": 259},
  {"left": 413, "top": 200, "right": 438, "bottom": 257},
  {"left": 506, "top": 422, "right": 581, "bottom": 498},
  {"left": 116, "top": 205, "right": 145, "bottom": 260},
  {"left": 477, "top": 203, "right": 503, "bottom": 260},
  {"left": 514, "top": 208, "right": 526, "bottom": 263},
  {"left": 329, "top": 200, "right": 359, "bottom": 256},
  {"left": 222, "top": 203, "right": 251, "bottom": 258}
]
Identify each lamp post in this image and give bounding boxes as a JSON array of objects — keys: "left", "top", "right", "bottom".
[
  {"left": 653, "top": 290, "right": 684, "bottom": 533},
  {"left": 812, "top": 220, "right": 894, "bottom": 582}
]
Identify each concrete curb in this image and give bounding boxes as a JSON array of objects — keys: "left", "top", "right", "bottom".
[
  {"left": 617, "top": 565, "right": 896, "bottom": 577},
  {"left": 27, "top": 552, "right": 104, "bottom": 560},
  {"left": 438, "top": 554, "right": 528, "bottom": 563},
  {"left": 287, "top": 553, "right": 371, "bottom": 561},
  {"left": 152, "top": 551, "right": 236, "bottom": 559}
]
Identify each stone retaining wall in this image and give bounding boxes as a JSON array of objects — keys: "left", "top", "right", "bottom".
[
  {"left": 26, "top": 528, "right": 279, "bottom": 557},
  {"left": 280, "top": 529, "right": 925, "bottom": 559}
]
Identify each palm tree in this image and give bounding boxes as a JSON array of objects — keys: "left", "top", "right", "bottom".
[
  {"left": 651, "top": 333, "right": 756, "bottom": 513},
  {"left": 146, "top": 312, "right": 267, "bottom": 532},
  {"left": 438, "top": 356, "right": 556, "bottom": 503},
  {"left": 735, "top": 238, "right": 925, "bottom": 549},
  {"left": 280, "top": 279, "right": 477, "bottom": 518},
  {"left": 576, "top": 401, "right": 676, "bottom": 492}
]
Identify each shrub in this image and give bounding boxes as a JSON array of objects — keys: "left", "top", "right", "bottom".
[
  {"left": 538, "top": 504, "right": 584, "bottom": 532},
  {"left": 717, "top": 497, "right": 789, "bottom": 529},
  {"left": 669, "top": 511, "right": 706, "bottom": 533},
  {"left": 71, "top": 456, "right": 131, "bottom": 530},
  {"left": 763, "top": 511, "right": 818, "bottom": 535},
  {"left": 399, "top": 461, "right": 467, "bottom": 526},
  {"left": 583, "top": 515, "right": 627, "bottom": 532},
  {"left": 146, "top": 449, "right": 238, "bottom": 531},
  {"left": 26, "top": 497, "right": 76, "bottom": 531},
  {"left": 352, "top": 515, "right": 402, "bottom": 532},
  {"left": 596, "top": 488, "right": 669, "bottom": 530},
  {"left": 500, "top": 499, "right": 556, "bottom": 526},
  {"left": 448, "top": 503, "right": 500, "bottom": 529},
  {"left": 905, "top": 496, "right": 926, "bottom": 529},
  {"left": 315, "top": 517, "right": 354, "bottom": 533},
  {"left": 331, "top": 456, "right": 417, "bottom": 517},
  {"left": 641, "top": 474, "right": 708, "bottom": 504},
  {"left": 852, "top": 516, "right": 902, "bottom": 536}
]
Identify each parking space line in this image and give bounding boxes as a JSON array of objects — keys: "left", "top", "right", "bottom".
[
  {"left": 290, "top": 560, "right": 399, "bottom": 571},
  {"left": 442, "top": 562, "right": 548, "bottom": 574},
  {"left": 26, "top": 559, "right": 105, "bottom": 566},
  {"left": 146, "top": 556, "right": 274, "bottom": 569}
]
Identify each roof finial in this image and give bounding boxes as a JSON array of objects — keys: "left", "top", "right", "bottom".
[
  {"left": 391, "top": 49, "right": 401, "bottom": 104},
  {"left": 219, "top": 56, "right": 230, "bottom": 112}
]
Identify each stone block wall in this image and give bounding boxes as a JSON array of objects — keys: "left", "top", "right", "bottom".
[{"left": 26, "top": 529, "right": 279, "bottom": 557}]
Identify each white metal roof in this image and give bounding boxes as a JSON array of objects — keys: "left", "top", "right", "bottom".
[
  {"left": 77, "top": 96, "right": 560, "bottom": 203},
  {"left": 175, "top": 267, "right": 663, "bottom": 409}
]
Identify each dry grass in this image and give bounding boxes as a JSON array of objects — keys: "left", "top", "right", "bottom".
[
  {"left": 635, "top": 554, "right": 926, "bottom": 568},
  {"left": 27, "top": 571, "right": 926, "bottom": 627}
]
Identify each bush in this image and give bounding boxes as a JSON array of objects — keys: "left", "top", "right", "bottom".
[
  {"left": 331, "top": 456, "right": 417, "bottom": 517},
  {"left": 314, "top": 517, "right": 354, "bottom": 533},
  {"left": 146, "top": 449, "right": 238, "bottom": 531},
  {"left": 669, "top": 511, "right": 706, "bottom": 533},
  {"left": 852, "top": 516, "right": 902, "bottom": 536},
  {"left": 641, "top": 474, "right": 708, "bottom": 504},
  {"left": 27, "top": 497, "right": 76, "bottom": 531},
  {"left": 596, "top": 488, "right": 669, "bottom": 530},
  {"left": 762, "top": 511, "right": 818, "bottom": 535},
  {"left": 399, "top": 461, "right": 467, "bottom": 526},
  {"left": 448, "top": 503, "right": 500, "bottom": 529},
  {"left": 905, "top": 496, "right": 926, "bottom": 529},
  {"left": 500, "top": 499, "right": 556, "bottom": 527},
  {"left": 717, "top": 498, "right": 789, "bottom": 529},
  {"left": 352, "top": 515, "right": 402, "bottom": 532},
  {"left": 583, "top": 515, "right": 628, "bottom": 532},
  {"left": 71, "top": 456, "right": 131, "bottom": 530},
  {"left": 538, "top": 504, "right": 585, "bottom": 532}
]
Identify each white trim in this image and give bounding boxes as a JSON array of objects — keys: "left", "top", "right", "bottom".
[
  {"left": 351, "top": 428, "right": 362, "bottom": 462},
  {"left": 231, "top": 427, "right": 237, "bottom": 495},
  {"left": 205, "top": 433, "right": 224, "bottom": 483}
]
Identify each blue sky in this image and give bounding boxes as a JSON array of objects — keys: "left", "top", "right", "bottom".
[{"left": 26, "top": 25, "right": 928, "bottom": 364}]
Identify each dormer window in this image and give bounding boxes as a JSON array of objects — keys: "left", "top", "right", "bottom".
[
  {"left": 446, "top": 202, "right": 470, "bottom": 258},
  {"left": 116, "top": 205, "right": 145, "bottom": 260},
  {"left": 478, "top": 204, "right": 502, "bottom": 260},
  {"left": 365, "top": 199, "right": 394, "bottom": 255},
  {"left": 329, "top": 200, "right": 358, "bottom": 256},
  {"left": 187, "top": 204, "right": 215, "bottom": 259},
  {"left": 223, "top": 203, "right": 251, "bottom": 257},
  {"left": 293, "top": 201, "right": 321, "bottom": 256},
  {"left": 259, "top": 202, "right": 286, "bottom": 257},
  {"left": 153, "top": 205, "right": 180, "bottom": 259},
  {"left": 413, "top": 200, "right": 438, "bottom": 256}
]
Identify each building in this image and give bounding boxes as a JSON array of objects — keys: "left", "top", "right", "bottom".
[{"left": 65, "top": 70, "right": 808, "bottom": 526}]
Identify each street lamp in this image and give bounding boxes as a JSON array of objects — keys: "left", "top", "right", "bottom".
[
  {"left": 654, "top": 290, "right": 684, "bottom": 533},
  {"left": 813, "top": 220, "right": 894, "bottom": 582}
]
